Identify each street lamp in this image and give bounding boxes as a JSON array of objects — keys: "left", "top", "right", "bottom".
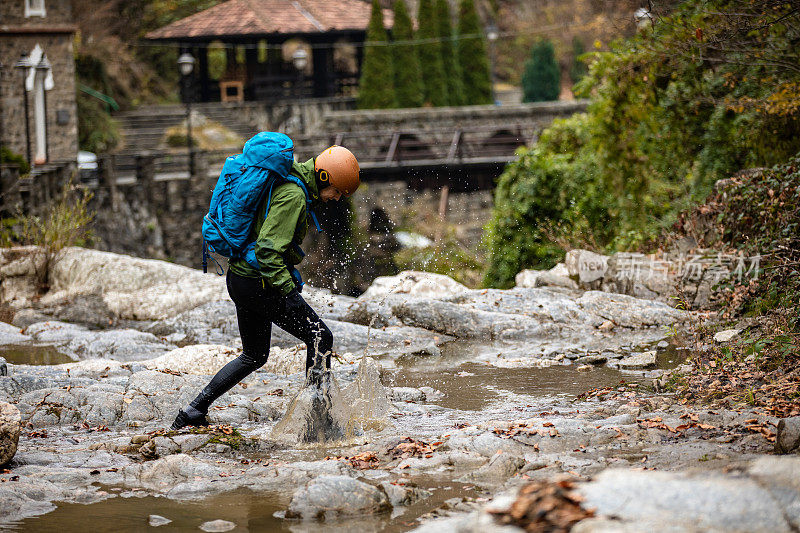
[
  {"left": 35, "top": 54, "right": 51, "bottom": 164},
  {"left": 292, "top": 48, "right": 308, "bottom": 97},
  {"left": 14, "top": 54, "right": 33, "bottom": 165},
  {"left": 0, "top": 61, "right": 4, "bottom": 158},
  {"left": 177, "top": 52, "right": 196, "bottom": 177},
  {"left": 486, "top": 23, "right": 499, "bottom": 105}
]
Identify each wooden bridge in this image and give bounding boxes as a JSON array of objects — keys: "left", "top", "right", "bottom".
[{"left": 105, "top": 100, "right": 587, "bottom": 192}]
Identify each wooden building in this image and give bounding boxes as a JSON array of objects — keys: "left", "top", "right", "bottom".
[{"left": 145, "top": 0, "right": 393, "bottom": 103}]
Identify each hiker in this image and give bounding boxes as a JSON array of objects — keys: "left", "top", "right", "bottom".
[{"left": 171, "top": 143, "right": 361, "bottom": 430}]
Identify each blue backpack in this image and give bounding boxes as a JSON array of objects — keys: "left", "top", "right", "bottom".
[{"left": 201, "top": 132, "right": 320, "bottom": 278}]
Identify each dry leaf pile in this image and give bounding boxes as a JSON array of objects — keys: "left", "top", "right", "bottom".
[
  {"left": 389, "top": 437, "right": 442, "bottom": 459},
  {"left": 324, "top": 451, "right": 380, "bottom": 469},
  {"left": 489, "top": 480, "right": 594, "bottom": 533}
]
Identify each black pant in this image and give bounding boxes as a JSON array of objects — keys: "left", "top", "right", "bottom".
[{"left": 189, "top": 270, "right": 333, "bottom": 414}]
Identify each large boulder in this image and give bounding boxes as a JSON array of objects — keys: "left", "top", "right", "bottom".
[
  {"left": 44, "top": 247, "right": 228, "bottom": 320},
  {"left": 361, "top": 271, "right": 468, "bottom": 300},
  {"left": 577, "top": 468, "right": 793, "bottom": 532},
  {"left": 285, "top": 475, "right": 390, "bottom": 519},
  {"left": 0, "top": 401, "right": 21, "bottom": 466}
]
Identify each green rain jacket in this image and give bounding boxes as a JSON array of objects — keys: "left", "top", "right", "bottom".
[{"left": 228, "top": 159, "right": 320, "bottom": 296}]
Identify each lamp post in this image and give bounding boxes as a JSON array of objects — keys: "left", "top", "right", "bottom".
[
  {"left": 177, "top": 52, "right": 196, "bottom": 177},
  {"left": 485, "top": 23, "right": 499, "bottom": 105},
  {"left": 292, "top": 48, "right": 308, "bottom": 98},
  {"left": 14, "top": 54, "right": 33, "bottom": 165},
  {"left": 35, "top": 54, "right": 51, "bottom": 164},
  {"left": 0, "top": 61, "right": 5, "bottom": 158}
]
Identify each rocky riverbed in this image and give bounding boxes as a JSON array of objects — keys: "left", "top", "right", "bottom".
[{"left": 0, "top": 247, "right": 797, "bottom": 532}]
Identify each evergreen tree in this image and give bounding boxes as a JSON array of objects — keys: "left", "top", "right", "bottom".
[
  {"left": 358, "top": 0, "right": 396, "bottom": 109},
  {"left": 435, "top": 0, "right": 464, "bottom": 106},
  {"left": 569, "top": 36, "right": 587, "bottom": 85},
  {"left": 392, "top": 0, "right": 424, "bottom": 108},
  {"left": 521, "top": 39, "right": 560, "bottom": 102},
  {"left": 417, "top": 0, "right": 449, "bottom": 106},
  {"left": 456, "top": 0, "right": 492, "bottom": 105}
]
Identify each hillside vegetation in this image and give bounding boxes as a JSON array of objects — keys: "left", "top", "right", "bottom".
[{"left": 484, "top": 0, "right": 800, "bottom": 287}]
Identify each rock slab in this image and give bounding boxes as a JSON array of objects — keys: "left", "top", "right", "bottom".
[
  {"left": 0, "top": 401, "right": 21, "bottom": 466},
  {"left": 578, "top": 468, "right": 792, "bottom": 532},
  {"left": 286, "top": 475, "right": 390, "bottom": 519}
]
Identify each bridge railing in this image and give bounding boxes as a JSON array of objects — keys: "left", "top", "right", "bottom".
[{"left": 293, "top": 123, "right": 534, "bottom": 165}]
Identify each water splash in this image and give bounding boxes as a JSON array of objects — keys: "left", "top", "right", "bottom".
[{"left": 271, "top": 371, "right": 350, "bottom": 443}]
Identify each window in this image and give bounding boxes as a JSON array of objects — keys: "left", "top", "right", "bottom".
[{"left": 25, "top": 0, "right": 46, "bottom": 18}]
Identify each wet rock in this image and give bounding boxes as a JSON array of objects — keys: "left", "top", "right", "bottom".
[
  {"left": 285, "top": 475, "right": 390, "bottom": 519},
  {"left": 775, "top": 417, "right": 800, "bottom": 454},
  {"left": 361, "top": 271, "right": 468, "bottom": 300},
  {"left": 458, "top": 452, "right": 525, "bottom": 484},
  {"left": 419, "top": 387, "right": 444, "bottom": 401},
  {"left": 578, "top": 468, "right": 792, "bottom": 532},
  {"left": 127, "top": 454, "right": 222, "bottom": 492},
  {"left": 713, "top": 329, "right": 741, "bottom": 343},
  {"left": 149, "top": 515, "right": 172, "bottom": 526},
  {"left": 412, "top": 510, "right": 522, "bottom": 532},
  {"left": 577, "top": 291, "right": 686, "bottom": 327},
  {"left": 0, "top": 321, "right": 31, "bottom": 344},
  {"left": 199, "top": 519, "right": 236, "bottom": 532},
  {"left": 394, "top": 299, "right": 561, "bottom": 340},
  {"left": 380, "top": 480, "right": 432, "bottom": 507},
  {"left": 0, "top": 401, "right": 21, "bottom": 465},
  {"left": 392, "top": 387, "right": 427, "bottom": 403},
  {"left": 446, "top": 288, "right": 598, "bottom": 325},
  {"left": 575, "top": 354, "right": 607, "bottom": 366},
  {"left": 617, "top": 351, "right": 657, "bottom": 369},
  {"left": 0, "top": 357, "right": 6, "bottom": 376}
]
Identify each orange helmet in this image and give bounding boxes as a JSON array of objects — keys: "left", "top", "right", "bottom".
[{"left": 315, "top": 146, "right": 360, "bottom": 197}]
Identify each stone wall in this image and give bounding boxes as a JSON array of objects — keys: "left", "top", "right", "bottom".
[{"left": 0, "top": 0, "right": 78, "bottom": 165}]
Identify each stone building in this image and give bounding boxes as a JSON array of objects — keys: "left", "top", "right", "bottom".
[{"left": 0, "top": 0, "right": 78, "bottom": 167}]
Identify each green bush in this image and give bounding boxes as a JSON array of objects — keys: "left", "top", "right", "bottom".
[
  {"left": 521, "top": 39, "right": 560, "bottom": 102},
  {"left": 569, "top": 36, "right": 587, "bottom": 86},
  {"left": 357, "top": 0, "right": 396, "bottom": 109},
  {"left": 0, "top": 147, "right": 30, "bottom": 175},
  {"left": 392, "top": 0, "right": 424, "bottom": 108}
]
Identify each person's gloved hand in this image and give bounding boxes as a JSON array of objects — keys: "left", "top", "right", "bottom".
[{"left": 283, "top": 288, "right": 307, "bottom": 315}]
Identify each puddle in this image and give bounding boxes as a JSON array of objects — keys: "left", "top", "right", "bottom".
[
  {"left": 387, "top": 362, "right": 650, "bottom": 410},
  {"left": 0, "top": 344, "right": 73, "bottom": 365},
  {"left": 385, "top": 339, "right": 689, "bottom": 411},
  {"left": 13, "top": 479, "right": 483, "bottom": 532}
]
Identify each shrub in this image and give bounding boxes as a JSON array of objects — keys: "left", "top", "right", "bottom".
[
  {"left": 0, "top": 147, "right": 30, "bottom": 175},
  {"left": 521, "top": 39, "right": 560, "bottom": 102}
]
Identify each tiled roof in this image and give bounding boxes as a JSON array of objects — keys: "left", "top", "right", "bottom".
[{"left": 146, "top": 0, "right": 393, "bottom": 40}]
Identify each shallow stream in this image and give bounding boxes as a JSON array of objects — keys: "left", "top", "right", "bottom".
[{"left": 5, "top": 337, "right": 688, "bottom": 532}]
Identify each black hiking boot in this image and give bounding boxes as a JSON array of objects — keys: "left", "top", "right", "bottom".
[{"left": 170, "top": 408, "right": 209, "bottom": 431}]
